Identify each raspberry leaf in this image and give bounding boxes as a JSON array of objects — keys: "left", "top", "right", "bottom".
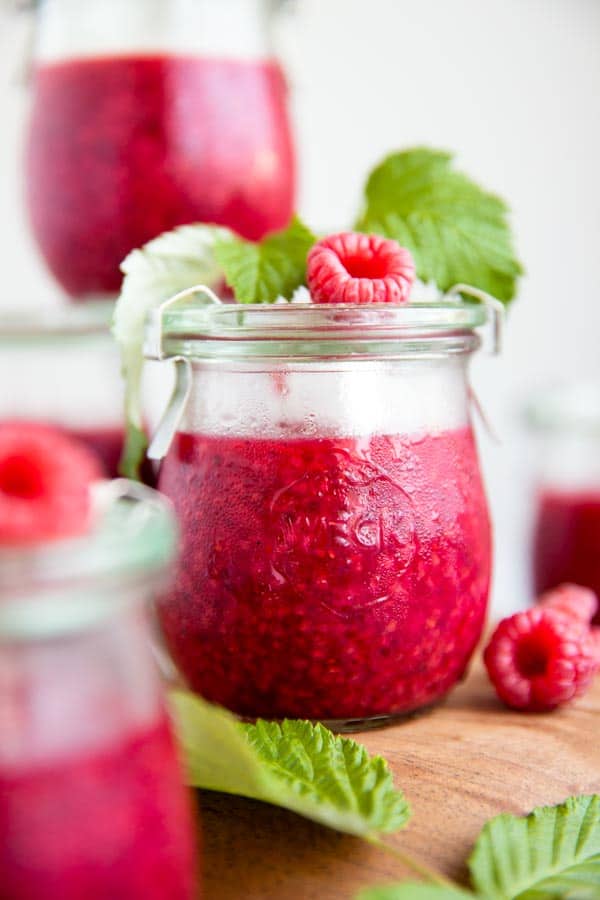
[
  {"left": 468, "top": 794, "right": 600, "bottom": 899},
  {"left": 357, "top": 148, "right": 522, "bottom": 303},
  {"left": 357, "top": 887, "right": 474, "bottom": 900},
  {"left": 113, "top": 224, "right": 233, "bottom": 478},
  {"left": 214, "top": 216, "right": 317, "bottom": 303},
  {"left": 170, "top": 690, "right": 410, "bottom": 838}
]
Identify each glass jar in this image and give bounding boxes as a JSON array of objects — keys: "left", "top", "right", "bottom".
[
  {"left": 147, "top": 299, "right": 494, "bottom": 728},
  {"left": 26, "top": 0, "right": 296, "bottom": 300},
  {"left": 0, "top": 482, "right": 199, "bottom": 899},
  {"left": 528, "top": 382, "right": 600, "bottom": 624},
  {"left": 0, "top": 308, "right": 126, "bottom": 477}
]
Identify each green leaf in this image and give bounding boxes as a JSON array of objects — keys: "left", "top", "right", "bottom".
[
  {"left": 468, "top": 794, "right": 600, "bottom": 899},
  {"left": 214, "top": 215, "right": 317, "bottom": 303},
  {"left": 357, "top": 885, "right": 475, "bottom": 900},
  {"left": 170, "top": 690, "right": 410, "bottom": 839},
  {"left": 356, "top": 147, "right": 522, "bottom": 303},
  {"left": 112, "top": 224, "right": 234, "bottom": 478}
]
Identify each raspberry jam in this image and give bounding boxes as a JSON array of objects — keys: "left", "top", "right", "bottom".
[
  {"left": 158, "top": 427, "right": 491, "bottom": 723},
  {"left": 0, "top": 714, "right": 197, "bottom": 900},
  {"left": 26, "top": 54, "right": 295, "bottom": 298},
  {"left": 68, "top": 426, "right": 123, "bottom": 478},
  {"left": 533, "top": 489, "right": 600, "bottom": 625}
]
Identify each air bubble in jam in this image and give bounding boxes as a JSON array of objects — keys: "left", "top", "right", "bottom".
[{"left": 158, "top": 427, "right": 492, "bottom": 721}]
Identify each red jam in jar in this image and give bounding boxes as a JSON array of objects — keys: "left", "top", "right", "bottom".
[
  {"left": 158, "top": 428, "right": 491, "bottom": 722},
  {"left": 533, "top": 489, "right": 600, "bottom": 624},
  {"left": 527, "top": 382, "right": 600, "bottom": 625},
  {"left": 0, "top": 714, "right": 197, "bottom": 900},
  {"left": 0, "top": 484, "right": 198, "bottom": 897},
  {"left": 68, "top": 425, "right": 124, "bottom": 478},
  {"left": 27, "top": 54, "right": 295, "bottom": 298},
  {"left": 149, "top": 302, "right": 494, "bottom": 726}
]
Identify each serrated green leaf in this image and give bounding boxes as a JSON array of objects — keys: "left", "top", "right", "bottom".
[
  {"left": 112, "top": 224, "right": 233, "bottom": 478},
  {"left": 357, "top": 147, "right": 522, "bottom": 303},
  {"left": 214, "top": 215, "right": 317, "bottom": 303},
  {"left": 170, "top": 690, "right": 410, "bottom": 838},
  {"left": 468, "top": 794, "right": 600, "bottom": 900},
  {"left": 357, "top": 885, "right": 475, "bottom": 900}
]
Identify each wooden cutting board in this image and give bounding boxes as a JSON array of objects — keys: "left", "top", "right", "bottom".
[{"left": 197, "top": 664, "right": 600, "bottom": 899}]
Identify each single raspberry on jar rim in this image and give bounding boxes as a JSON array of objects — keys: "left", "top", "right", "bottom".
[
  {"left": 0, "top": 421, "right": 101, "bottom": 545},
  {"left": 539, "top": 582, "right": 598, "bottom": 624},
  {"left": 307, "top": 232, "right": 415, "bottom": 304},
  {"left": 483, "top": 606, "right": 598, "bottom": 712}
]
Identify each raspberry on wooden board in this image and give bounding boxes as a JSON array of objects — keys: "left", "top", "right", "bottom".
[
  {"left": 539, "top": 582, "right": 598, "bottom": 624},
  {"left": 484, "top": 607, "right": 598, "bottom": 712}
]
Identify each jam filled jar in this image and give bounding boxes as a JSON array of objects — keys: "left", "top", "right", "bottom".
[
  {"left": 0, "top": 483, "right": 199, "bottom": 899},
  {"left": 0, "top": 308, "right": 126, "bottom": 477},
  {"left": 26, "top": 0, "right": 296, "bottom": 300},
  {"left": 528, "top": 382, "right": 600, "bottom": 624},
  {"left": 148, "top": 298, "right": 494, "bottom": 728}
]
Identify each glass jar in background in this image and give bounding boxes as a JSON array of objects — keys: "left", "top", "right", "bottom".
[
  {"left": 0, "top": 482, "right": 199, "bottom": 899},
  {"left": 528, "top": 382, "right": 600, "bottom": 624},
  {"left": 147, "top": 299, "right": 494, "bottom": 729},
  {"left": 0, "top": 308, "right": 126, "bottom": 476},
  {"left": 25, "top": 0, "right": 296, "bottom": 300}
]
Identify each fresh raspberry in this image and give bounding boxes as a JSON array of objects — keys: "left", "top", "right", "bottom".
[
  {"left": 539, "top": 582, "right": 598, "bottom": 624},
  {"left": 0, "top": 422, "right": 101, "bottom": 544},
  {"left": 307, "top": 232, "right": 415, "bottom": 304},
  {"left": 483, "top": 607, "right": 598, "bottom": 712}
]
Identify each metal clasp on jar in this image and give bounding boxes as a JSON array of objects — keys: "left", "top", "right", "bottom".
[
  {"left": 446, "top": 283, "right": 504, "bottom": 355},
  {"left": 145, "top": 285, "right": 220, "bottom": 462}
]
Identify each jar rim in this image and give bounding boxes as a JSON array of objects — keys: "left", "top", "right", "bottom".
[
  {"left": 146, "top": 299, "right": 491, "bottom": 361},
  {"left": 526, "top": 381, "right": 600, "bottom": 436},
  {"left": 0, "top": 481, "right": 177, "bottom": 640}
]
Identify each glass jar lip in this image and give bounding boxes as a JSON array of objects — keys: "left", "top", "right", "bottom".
[
  {"left": 146, "top": 299, "right": 490, "bottom": 360},
  {"left": 0, "top": 304, "right": 112, "bottom": 343},
  {"left": 526, "top": 381, "right": 600, "bottom": 436},
  {"left": 0, "top": 481, "right": 177, "bottom": 640}
]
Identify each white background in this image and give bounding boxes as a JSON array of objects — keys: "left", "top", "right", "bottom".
[{"left": 1, "top": 0, "right": 599, "bottom": 614}]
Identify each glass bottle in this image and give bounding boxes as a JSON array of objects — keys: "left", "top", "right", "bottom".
[
  {"left": 26, "top": 0, "right": 296, "bottom": 300},
  {"left": 0, "top": 482, "right": 199, "bottom": 899},
  {"left": 528, "top": 381, "right": 600, "bottom": 624},
  {"left": 146, "top": 296, "right": 495, "bottom": 729}
]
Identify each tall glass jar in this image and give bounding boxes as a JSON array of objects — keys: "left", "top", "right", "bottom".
[
  {"left": 26, "top": 0, "right": 296, "bottom": 300},
  {"left": 528, "top": 382, "right": 600, "bottom": 624},
  {"left": 0, "top": 308, "right": 125, "bottom": 476},
  {"left": 0, "top": 307, "right": 170, "bottom": 481},
  {"left": 147, "top": 299, "right": 494, "bottom": 728},
  {"left": 0, "top": 482, "right": 199, "bottom": 899}
]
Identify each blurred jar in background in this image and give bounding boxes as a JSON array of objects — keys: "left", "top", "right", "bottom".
[
  {"left": 0, "top": 483, "right": 199, "bottom": 899},
  {"left": 0, "top": 309, "right": 126, "bottom": 477},
  {"left": 26, "top": 0, "right": 296, "bottom": 300},
  {"left": 528, "top": 382, "right": 600, "bottom": 624}
]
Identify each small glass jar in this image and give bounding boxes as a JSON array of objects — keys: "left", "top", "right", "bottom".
[
  {"left": 528, "top": 382, "right": 600, "bottom": 624},
  {"left": 147, "top": 298, "right": 494, "bottom": 728},
  {"left": 26, "top": 0, "right": 296, "bottom": 300},
  {"left": 0, "top": 482, "right": 199, "bottom": 899},
  {"left": 0, "top": 308, "right": 126, "bottom": 477}
]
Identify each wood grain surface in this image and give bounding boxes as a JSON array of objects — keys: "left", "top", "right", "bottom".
[{"left": 196, "top": 663, "right": 600, "bottom": 899}]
